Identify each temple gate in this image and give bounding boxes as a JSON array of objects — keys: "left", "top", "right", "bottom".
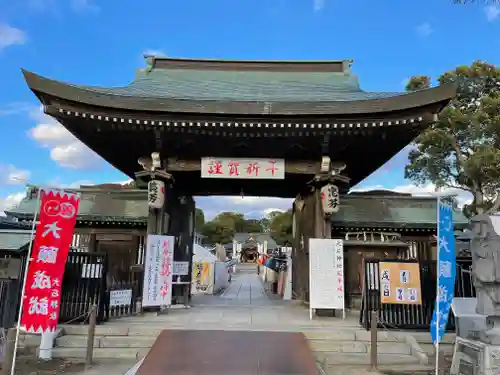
[{"left": 21, "top": 56, "right": 456, "bottom": 305}]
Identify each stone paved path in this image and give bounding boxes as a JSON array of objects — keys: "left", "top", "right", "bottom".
[
  {"left": 193, "top": 263, "right": 274, "bottom": 307},
  {"left": 108, "top": 263, "right": 359, "bottom": 330}
]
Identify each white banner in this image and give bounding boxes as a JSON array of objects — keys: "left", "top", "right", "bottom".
[
  {"left": 201, "top": 157, "right": 285, "bottom": 179},
  {"left": 142, "top": 235, "right": 174, "bottom": 307},
  {"left": 309, "top": 238, "right": 345, "bottom": 319}
]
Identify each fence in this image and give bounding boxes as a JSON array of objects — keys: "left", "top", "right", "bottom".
[
  {"left": 359, "top": 257, "right": 474, "bottom": 330},
  {"left": 59, "top": 251, "right": 108, "bottom": 323},
  {"left": 60, "top": 251, "right": 140, "bottom": 324},
  {"left": 0, "top": 249, "right": 27, "bottom": 330},
  {"left": 105, "top": 282, "right": 139, "bottom": 320},
  {"left": 0, "top": 248, "right": 139, "bottom": 328}
]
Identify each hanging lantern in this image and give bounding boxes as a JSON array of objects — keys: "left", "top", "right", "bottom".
[
  {"left": 321, "top": 183, "right": 340, "bottom": 215},
  {"left": 148, "top": 180, "right": 165, "bottom": 208}
]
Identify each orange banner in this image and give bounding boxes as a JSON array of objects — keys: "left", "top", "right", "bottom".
[{"left": 379, "top": 262, "right": 422, "bottom": 305}]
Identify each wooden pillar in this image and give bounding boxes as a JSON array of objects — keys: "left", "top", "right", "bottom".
[
  {"left": 168, "top": 195, "right": 195, "bottom": 303},
  {"left": 88, "top": 233, "right": 97, "bottom": 253},
  {"left": 291, "top": 192, "right": 316, "bottom": 302},
  {"left": 313, "top": 189, "right": 323, "bottom": 238},
  {"left": 292, "top": 184, "right": 336, "bottom": 303}
]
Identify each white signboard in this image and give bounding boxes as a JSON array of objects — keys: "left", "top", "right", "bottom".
[
  {"left": 201, "top": 157, "right": 285, "bottom": 180},
  {"left": 173, "top": 261, "right": 189, "bottom": 276},
  {"left": 309, "top": 238, "right": 345, "bottom": 320},
  {"left": 142, "top": 234, "right": 174, "bottom": 307},
  {"left": 110, "top": 289, "right": 132, "bottom": 308}
]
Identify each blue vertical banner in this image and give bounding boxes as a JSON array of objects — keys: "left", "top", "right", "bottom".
[{"left": 430, "top": 201, "right": 456, "bottom": 344}]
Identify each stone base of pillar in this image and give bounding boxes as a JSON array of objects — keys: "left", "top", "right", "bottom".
[{"left": 451, "top": 336, "right": 500, "bottom": 375}]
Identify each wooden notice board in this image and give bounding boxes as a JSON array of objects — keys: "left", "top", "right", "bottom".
[{"left": 379, "top": 262, "right": 422, "bottom": 305}]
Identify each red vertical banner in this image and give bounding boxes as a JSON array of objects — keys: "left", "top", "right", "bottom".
[{"left": 20, "top": 189, "right": 80, "bottom": 333}]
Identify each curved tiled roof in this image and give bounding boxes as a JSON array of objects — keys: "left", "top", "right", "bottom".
[
  {"left": 331, "top": 195, "right": 469, "bottom": 229},
  {"left": 22, "top": 57, "right": 456, "bottom": 116},
  {"left": 82, "top": 69, "right": 401, "bottom": 102}
]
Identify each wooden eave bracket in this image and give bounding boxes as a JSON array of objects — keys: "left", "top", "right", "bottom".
[
  {"left": 134, "top": 169, "right": 174, "bottom": 183},
  {"left": 307, "top": 173, "right": 350, "bottom": 189}
]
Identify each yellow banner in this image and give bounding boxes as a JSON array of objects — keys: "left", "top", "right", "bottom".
[
  {"left": 379, "top": 262, "right": 422, "bottom": 305},
  {"left": 193, "top": 261, "right": 212, "bottom": 292}
]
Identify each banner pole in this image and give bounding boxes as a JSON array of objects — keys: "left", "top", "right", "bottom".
[
  {"left": 11, "top": 188, "right": 41, "bottom": 375},
  {"left": 435, "top": 195, "right": 440, "bottom": 375}
]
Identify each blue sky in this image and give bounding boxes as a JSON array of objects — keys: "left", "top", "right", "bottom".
[{"left": 0, "top": 0, "right": 497, "bottom": 219}]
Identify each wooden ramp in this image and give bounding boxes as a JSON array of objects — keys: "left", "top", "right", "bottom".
[{"left": 136, "top": 329, "right": 319, "bottom": 375}]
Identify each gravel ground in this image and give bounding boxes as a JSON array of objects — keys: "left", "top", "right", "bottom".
[
  {"left": 3, "top": 357, "right": 137, "bottom": 375},
  {"left": 7, "top": 357, "right": 86, "bottom": 374},
  {"left": 382, "top": 356, "right": 453, "bottom": 375}
]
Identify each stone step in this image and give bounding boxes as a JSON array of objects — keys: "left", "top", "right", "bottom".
[
  {"left": 320, "top": 363, "right": 434, "bottom": 375},
  {"left": 316, "top": 352, "right": 420, "bottom": 366},
  {"left": 52, "top": 347, "right": 150, "bottom": 360},
  {"left": 377, "top": 363, "right": 435, "bottom": 372},
  {"left": 62, "top": 325, "right": 130, "bottom": 336},
  {"left": 19, "top": 333, "right": 41, "bottom": 348},
  {"left": 56, "top": 335, "right": 156, "bottom": 349},
  {"left": 309, "top": 340, "right": 410, "bottom": 355},
  {"left": 354, "top": 330, "right": 409, "bottom": 343},
  {"left": 303, "top": 331, "right": 356, "bottom": 341},
  {"left": 410, "top": 331, "right": 456, "bottom": 344},
  {"left": 419, "top": 342, "right": 454, "bottom": 356},
  {"left": 61, "top": 325, "right": 411, "bottom": 343}
]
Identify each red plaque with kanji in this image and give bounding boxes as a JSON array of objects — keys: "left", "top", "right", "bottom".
[{"left": 20, "top": 189, "right": 80, "bottom": 333}]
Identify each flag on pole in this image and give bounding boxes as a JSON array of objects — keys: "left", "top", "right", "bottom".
[
  {"left": 430, "top": 201, "right": 456, "bottom": 344},
  {"left": 20, "top": 189, "right": 80, "bottom": 333}
]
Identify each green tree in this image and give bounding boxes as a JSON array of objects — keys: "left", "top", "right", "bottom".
[
  {"left": 214, "top": 212, "right": 245, "bottom": 232},
  {"left": 405, "top": 61, "right": 500, "bottom": 216},
  {"left": 269, "top": 209, "right": 293, "bottom": 245},
  {"left": 194, "top": 208, "right": 205, "bottom": 231},
  {"left": 201, "top": 220, "right": 235, "bottom": 245},
  {"left": 243, "top": 219, "right": 262, "bottom": 233}
]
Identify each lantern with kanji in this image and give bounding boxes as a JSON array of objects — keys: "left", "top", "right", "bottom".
[
  {"left": 321, "top": 183, "right": 340, "bottom": 215},
  {"left": 148, "top": 180, "right": 165, "bottom": 209}
]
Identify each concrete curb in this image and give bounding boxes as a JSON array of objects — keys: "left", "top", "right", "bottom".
[
  {"left": 406, "top": 335, "right": 429, "bottom": 365},
  {"left": 125, "top": 358, "right": 144, "bottom": 375}
]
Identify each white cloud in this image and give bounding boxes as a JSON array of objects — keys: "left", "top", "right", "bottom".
[
  {"left": 0, "top": 23, "right": 26, "bottom": 50},
  {"left": 313, "top": 0, "right": 325, "bottom": 11},
  {"left": 0, "top": 192, "right": 25, "bottom": 216},
  {"left": 28, "top": 106, "right": 104, "bottom": 169},
  {"left": 0, "top": 165, "right": 31, "bottom": 186},
  {"left": 415, "top": 22, "right": 433, "bottom": 37},
  {"left": 485, "top": 5, "right": 500, "bottom": 21}
]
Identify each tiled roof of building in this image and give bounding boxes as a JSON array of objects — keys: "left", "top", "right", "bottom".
[{"left": 331, "top": 192, "right": 469, "bottom": 229}]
